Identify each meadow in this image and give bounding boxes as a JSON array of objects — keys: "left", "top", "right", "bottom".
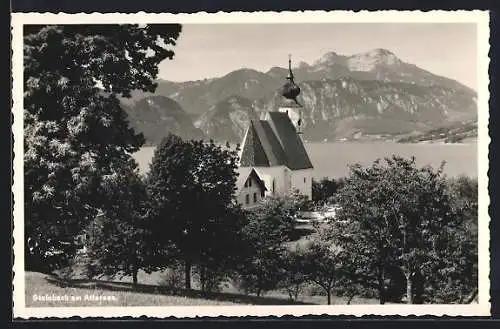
[
  {"left": 133, "top": 141, "right": 478, "bottom": 179},
  {"left": 25, "top": 270, "right": 380, "bottom": 307}
]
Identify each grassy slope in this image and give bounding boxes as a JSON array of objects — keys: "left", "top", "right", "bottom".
[
  {"left": 26, "top": 269, "right": 379, "bottom": 307},
  {"left": 26, "top": 272, "right": 237, "bottom": 307}
]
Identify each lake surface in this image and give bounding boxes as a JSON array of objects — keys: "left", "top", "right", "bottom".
[{"left": 133, "top": 141, "right": 478, "bottom": 179}]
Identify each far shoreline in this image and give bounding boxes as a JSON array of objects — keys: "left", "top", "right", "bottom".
[
  {"left": 139, "top": 138, "right": 478, "bottom": 149},
  {"left": 133, "top": 140, "right": 478, "bottom": 179}
]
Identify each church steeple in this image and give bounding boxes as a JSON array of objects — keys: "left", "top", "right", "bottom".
[
  {"left": 287, "top": 53, "right": 294, "bottom": 81},
  {"left": 281, "top": 54, "right": 301, "bottom": 105},
  {"left": 279, "top": 54, "right": 303, "bottom": 135}
]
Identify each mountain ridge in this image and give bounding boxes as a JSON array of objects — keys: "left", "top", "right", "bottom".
[{"left": 120, "top": 48, "right": 477, "bottom": 145}]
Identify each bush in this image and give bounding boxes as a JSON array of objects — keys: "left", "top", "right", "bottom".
[
  {"left": 157, "top": 264, "right": 185, "bottom": 291},
  {"left": 193, "top": 265, "right": 228, "bottom": 293}
]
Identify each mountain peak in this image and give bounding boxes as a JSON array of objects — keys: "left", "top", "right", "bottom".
[
  {"left": 369, "top": 48, "right": 395, "bottom": 56},
  {"left": 314, "top": 51, "right": 342, "bottom": 66},
  {"left": 298, "top": 61, "right": 310, "bottom": 68},
  {"left": 347, "top": 48, "right": 402, "bottom": 72}
]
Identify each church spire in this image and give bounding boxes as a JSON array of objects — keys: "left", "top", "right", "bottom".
[
  {"left": 287, "top": 53, "right": 294, "bottom": 81},
  {"left": 278, "top": 54, "right": 303, "bottom": 135},
  {"left": 281, "top": 54, "right": 301, "bottom": 104}
]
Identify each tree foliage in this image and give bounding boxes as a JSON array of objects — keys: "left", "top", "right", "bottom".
[
  {"left": 233, "top": 194, "right": 305, "bottom": 297},
  {"left": 327, "top": 156, "right": 476, "bottom": 304},
  {"left": 84, "top": 159, "right": 152, "bottom": 286},
  {"left": 312, "top": 177, "right": 345, "bottom": 205},
  {"left": 147, "top": 134, "right": 242, "bottom": 289},
  {"left": 301, "top": 241, "right": 340, "bottom": 305},
  {"left": 278, "top": 247, "right": 307, "bottom": 301},
  {"left": 24, "top": 24, "right": 182, "bottom": 271}
]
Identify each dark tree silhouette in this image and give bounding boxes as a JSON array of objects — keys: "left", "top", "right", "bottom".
[
  {"left": 24, "top": 24, "right": 182, "bottom": 271},
  {"left": 147, "top": 135, "right": 241, "bottom": 290}
]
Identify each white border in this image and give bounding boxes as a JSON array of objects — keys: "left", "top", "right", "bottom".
[{"left": 12, "top": 10, "right": 491, "bottom": 318}]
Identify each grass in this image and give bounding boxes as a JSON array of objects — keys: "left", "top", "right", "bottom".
[
  {"left": 24, "top": 221, "right": 377, "bottom": 307},
  {"left": 25, "top": 270, "right": 380, "bottom": 307},
  {"left": 26, "top": 272, "right": 237, "bottom": 307}
]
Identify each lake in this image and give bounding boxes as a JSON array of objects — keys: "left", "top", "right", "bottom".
[{"left": 133, "top": 141, "right": 478, "bottom": 179}]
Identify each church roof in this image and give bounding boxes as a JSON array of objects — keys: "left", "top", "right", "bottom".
[
  {"left": 239, "top": 112, "right": 313, "bottom": 170},
  {"left": 267, "top": 112, "right": 313, "bottom": 170},
  {"left": 239, "top": 55, "right": 313, "bottom": 171},
  {"left": 235, "top": 167, "right": 267, "bottom": 193}
]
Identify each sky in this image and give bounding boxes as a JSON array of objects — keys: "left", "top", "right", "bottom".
[{"left": 158, "top": 23, "right": 478, "bottom": 91}]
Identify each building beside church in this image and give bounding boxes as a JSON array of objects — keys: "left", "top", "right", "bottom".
[
  {"left": 235, "top": 167, "right": 267, "bottom": 209},
  {"left": 236, "top": 56, "right": 314, "bottom": 205}
]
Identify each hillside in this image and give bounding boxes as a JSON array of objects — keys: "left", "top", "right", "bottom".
[
  {"left": 195, "top": 95, "right": 260, "bottom": 143},
  {"left": 25, "top": 271, "right": 237, "bottom": 307},
  {"left": 397, "top": 120, "right": 478, "bottom": 143},
  {"left": 265, "top": 78, "right": 477, "bottom": 142},
  {"left": 123, "top": 95, "right": 205, "bottom": 145},
  {"left": 121, "top": 48, "right": 477, "bottom": 144},
  {"left": 194, "top": 78, "right": 477, "bottom": 142}
]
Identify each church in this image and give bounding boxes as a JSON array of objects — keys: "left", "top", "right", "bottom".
[{"left": 236, "top": 56, "right": 314, "bottom": 208}]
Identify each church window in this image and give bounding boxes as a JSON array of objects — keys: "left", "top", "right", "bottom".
[
  {"left": 304, "top": 177, "right": 306, "bottom": 183},
  {"left": 253, "top": 193, "right": 257, "bottom": 203},
  {"left": 261, "top": 190, "right": 265, "bottom": 198},
  {"left": 248, "top": 179, "right": 252, "bottom": 187},
  {"left": 245, "top": 194, "right": 250, "bottom": 204}
]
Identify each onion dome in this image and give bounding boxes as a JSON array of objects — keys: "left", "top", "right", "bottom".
[{"left": 280, "top": 54, "right": 301, "bottom": 103}]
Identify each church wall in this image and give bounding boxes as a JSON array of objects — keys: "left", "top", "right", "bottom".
[
  {"left": 252, "top": 166, "right": 288, "bottom": 197},
  {"left": 290, "top": 168, "right": 313, "bottom": 200},
  {"left": 250, "top": 166, "right": 312, "bottom": 200}
]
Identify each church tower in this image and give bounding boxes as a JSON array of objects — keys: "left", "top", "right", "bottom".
[
  {"left": 237, "top": 55, "right": 314, "bottom": 201},
  {"left": 278, "top": 54, "right": 304, "bottom": 135}
]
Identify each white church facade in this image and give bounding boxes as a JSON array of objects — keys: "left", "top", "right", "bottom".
[{"left": 236, "top": 56, "right": 314, "bottom": 207}]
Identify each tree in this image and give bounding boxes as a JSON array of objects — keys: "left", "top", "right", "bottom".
[
  {"left": 194, "top": 204, "right": 247, "bottom": 293},
  {"left": 424, "top": 175, "right": 478, "bottom": 303},
  {"left": 234, "top": 194, "right": 305, "bottom": 297},
  {"left": 278, "top": 247, "right": 307, "bottom": 302},
  {"left": 147, "top": 135, "right": 241, "bottom": 290},
  {"left": 312, "top": 177, "right": 345, "bottom": 205},
  {"left": 84, "top": 159, "right": 152, "bottom": 287},
  {"left": 302, "top": 241, "right": 340, "bottom": 305},
  {"left": 24, "top": 24, "right": 182, "bottom": 271},
  {"left": 447, "top": 175, "right": 478, "bottom": 238},
  {"left": 328, "top": 156, "right": 475, "bottom": 304}
]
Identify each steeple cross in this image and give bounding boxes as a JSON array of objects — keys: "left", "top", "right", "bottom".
[{"left": 287, "top": 53, "right": 294, "bottom": 81}]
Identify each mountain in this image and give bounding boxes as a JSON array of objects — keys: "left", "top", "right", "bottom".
[
  {"left": 260, "top": 77, "right": 477, "bottom": 141},
  {"left": 123, "top": 96, "right": 204, "bottom": 146},
  {"left": 122, "top": 48, "right": 477, "bottom": 144},
  {"left": 124, "top": 68, "right": 280, "bottom": 116},
  {"left": 195, "top": 95, "right": 259, "bottom": 143},
  {"left": 297, "top": 49, "right": 475, "bottom": 94}
]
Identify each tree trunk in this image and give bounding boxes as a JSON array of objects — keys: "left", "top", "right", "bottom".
[
  {"left": 378, "top": 277, "right": 386, "bottom": 304},
  {"left": 257, "top": 288, "right": 261, "bottom": 297},
  {"left": 132, "top": 267, "right": 138, "bottom": 287},
  {"left": 327, "top": 291, "right": 331, "bottom": 305},
  {"left": 184, "top": 260, "right": 192, "bottom": 290},
  {"left": 200, "top": 266, "right": 206, "bottom": 292},
  {"left": 294, "top": 284, "right": 299, "bottom": 301},
  {"left": 406, "top": 272, "right": 414, "bottom": 304}
]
